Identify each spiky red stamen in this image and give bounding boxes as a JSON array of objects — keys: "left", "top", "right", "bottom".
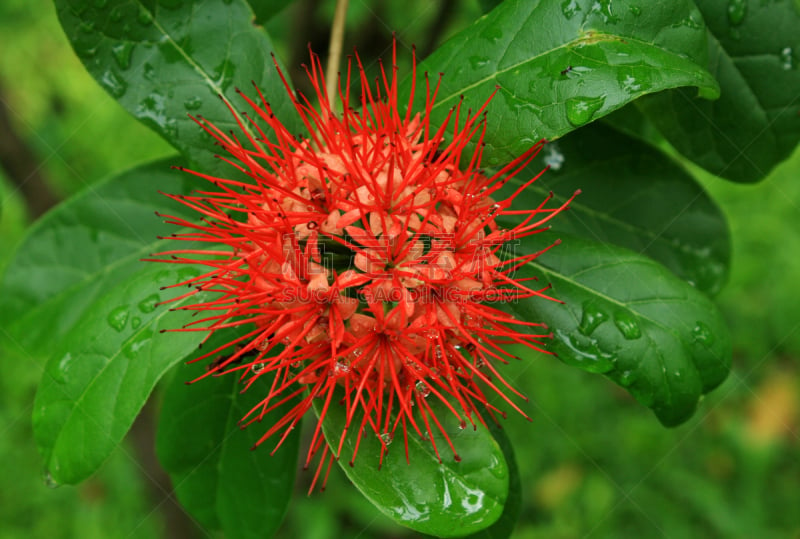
[{"left": 149, "top": 41, "right": 578, "bottom": 491}]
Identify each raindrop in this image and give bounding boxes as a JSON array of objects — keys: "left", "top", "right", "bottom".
[
  {"left": 727, "top": 0, "right": 746, "bottom": 25},
  {"left": 109, "top": 6, "right": 123, "bottom": 21},
  {"left": 479, "top": 26, "right": 503, "bottom": 44},
  {"left": 124, "top": 330, "right": 154, "bottom": 359},
  {"left": 379, "top": 432, "right": 393, "bottom": 446},
  {"left": 565, "top": 95, "right": 605, "bottom": 126},
  {"left": 107, "top": 306, "right": 129, "bottom": 332},
  {"left": 138, "top": 7, "right": 153, "bottom": 25},
  {"left": 468, "top": 56, "right": 490, "bottom": 70},
  {"left": 578, "top": 300, "right": 608, "bottom": 336},
  {"left": 42, "top": 470, "right": 60, "bottom": 489},
  {"left": 54, "top": 353, "right": 73, "bottom": 384},
  {"left": 100, "top": 69, "right": 128, "bottom": 98},
  {"left": 561, "top": 0, "right": 581, "bottom": 19},
  {"left": 415, "top": 380, "right": 431, "bottom": 398},
  {"left": 618, "top": 369, "right": 636, "bottom": 387},
  {"left": 143, "top": 62, "right": 156, "bottom": 81},
  {"left": 628, "top": 5, "right": 641, "bottom": 16},
  {"left": 333, "top": 360, "right": 351, "bottom": 376},
  {"left": 543, "top": 144, "right": 565, "bottom": 171},
  {"left": 111, "top": 42, "right": 135, "bottom": 70},
  {"left": 131, "top": 317, "right": 142, "bottom": 329},
  {"left": 255, "top": 338, "right": 269, "bottom": 351},
  {"left": 613, "top": 311, "right": 641, "bottom": 340},
  {"left": 251, "top": 362, "right": 266, "bottom": 374},
  {"left": 692, "top": 322, "right": 715, "bottom": 346},
  {"left": 184, "top": 96, "right": 203, "bottom": 110},
  {"left": 780, "top": 47, "right": 794, "bottom": 71},
  {"left": 137, "top": 293, "right": 160, "bottom": 313}
]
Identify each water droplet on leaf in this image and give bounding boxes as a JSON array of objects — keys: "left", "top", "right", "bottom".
[
  {"left": 613, "top": 311, "right": 641, "bottom": 340},
  {"left": 184, "top": 96, "right": 203, "bottom": 110},
  {"left": 137, "top": 293, "right": 160, "bottom": 313},
  {"left": 565, "top": 95, "right": 605, "bottom": 126},
  {"left": 727, "top": 0, "right": 746, "bottom": 25},
  {"left": 100, "top": 69, "right": 127, "bottom": 98},
  {"left": 111, "top": 42, "right": 135, "bottom": 70},
  {"left": 107, "top": 306, "right": 129, "bottom": 332},
  {"left": 692, "top": 321, "right": 714, "bottom": 346},
  {"left": 561, "top": 0, "right": 581, "bottom": 19},
  {"left": 780, "top": 47, "right": 794, "bottom": 70},
  {"left": 42, "top": 470, "right": 60, "bottom": 489},
  {"left": 579, "top": 300, "right": 608, "bottom": 336}
]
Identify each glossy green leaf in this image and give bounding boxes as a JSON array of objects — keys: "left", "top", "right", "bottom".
[
  {"left": 54, "top": 0, "right": 301, "bottom": 174},
  {"left": 636, "top": 0, "right": 800, "bottom": 182},
  {"left": 0, "top": 157, "right": 214, "bottom": 484},
  {"left": 247, "top": 0, "right": 294, "bottom": 25},
  {"left": 415, "top": 0, "right": 719, "bottom": 164},
  {"left": 462, "top": 423, "right": 521, "bottom": 539},
  {"left": 499, "top": 122, "right": 730, "bottom": 295},
  {"left": 33, "top": 258, "right": 210, "bottom": 485},
  {"left": 0, "top": 158, "right": 193, "bottom": 360},
  {"left": 157, "top": 334, "right": 300, "bottom": 539},
  {"left": 315, "top": 397, "right": 509, "bottom": 537},
  {"left": 509, "top": 232, "right": 731, "bottom": 426}
]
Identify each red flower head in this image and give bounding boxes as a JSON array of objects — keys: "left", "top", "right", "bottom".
[{"left": 153, "top": 42, "right": 577, "bottom": 490}]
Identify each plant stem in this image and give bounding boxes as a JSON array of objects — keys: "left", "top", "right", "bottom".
[{"left": 325, "top": 0, "right": 350, "bottom": 108}]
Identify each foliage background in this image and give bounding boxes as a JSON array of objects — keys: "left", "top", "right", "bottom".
[{"left": 0, "top": 0, "right": 798, "bottom": 537}]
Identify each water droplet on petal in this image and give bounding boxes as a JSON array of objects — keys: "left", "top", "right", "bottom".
[
  {"left": 379, "top": 432, "right": 393, "bottom": 446},
  {"left": 415, "top": 380, "right": 431, "bottom": 398},
  {"left": 565, "top": 95, "right": 605, "bottom": 126},
  {"left": 251, "top": 362, "right": 266, "bottom": 374},
  {"left": 333, "top": 360, "right": 351, "bottom": 376},
  {"left": 107, "top": 306, "right": 129, "bottom": 332}
]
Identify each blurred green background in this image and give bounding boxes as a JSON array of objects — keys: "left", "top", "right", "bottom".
[{"left": 1, "top": 0, "right": 798, "bottom": 537}]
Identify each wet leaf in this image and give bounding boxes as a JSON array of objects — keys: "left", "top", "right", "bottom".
[
  {"left": 636, "top": 0, "right": 800, "bottom": 182},
  {"left": 509, "top": 232, "right": 732, "bottom": 426},
  {"left": 54, "top": 0, "right": 301, "bottom": 174},
  {"left": 315, "top": 397, "right": 509, "bottom": 537},
  {"left": 415, "top": 0, "right": 719, "bottom": 165},
  {"left": 157, "top": 337, "right": 300, "bottom": 539},
  {"left": 500, "top": 123, "right": 731, "bottom": 295}
]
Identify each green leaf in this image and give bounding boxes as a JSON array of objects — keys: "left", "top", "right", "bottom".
[
  {"left": 33, "top": 258, "right": 210, "bottom": 484},
  {"left": 0, "top": 158, "right": 194, "bottom": 361},
  {"left": 0, "top": 157, "right": 214, "bottom": 484},
  {"left": 315, "top": 397, "right": 509, "bottom": 537},
  {"left": 499, "top": 123, "right": 730, "bottom": 295},
  {"left": 157, "top": 333, "right": 300, "bottom": 539},
  {"left": 415, "top": 0, "right": 719, "bottom": 165},
  {"left": 509, "top": 232, "right": 731, "bottom": 426},
  {"left": 461, "top": 423, "right": 521, "bottom": 539},
  {"left": 636, "top": 0, "right": 800, "bottom": 182},
  {"left": 54, "top": 0, "right": 302, "bottom": 174},
  {"left": 247, "top": 0, "right": 294, "bottom": 25}
]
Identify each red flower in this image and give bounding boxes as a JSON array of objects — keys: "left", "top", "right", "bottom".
[{"left": 152, "top": 42, "right": 577, "bottom": 490}]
